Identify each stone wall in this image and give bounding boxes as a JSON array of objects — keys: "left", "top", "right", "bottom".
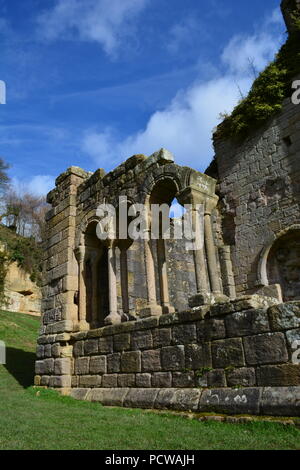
[
  {"left": 212, "top": 81, "right": 300, "bottom": 300},
  {"left": 35, "top": 297, "right": 300, "bottom": 416}
]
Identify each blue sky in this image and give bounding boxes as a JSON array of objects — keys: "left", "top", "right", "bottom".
[{"left": 0, "top": 0, "right": 286, "bottom": 196}]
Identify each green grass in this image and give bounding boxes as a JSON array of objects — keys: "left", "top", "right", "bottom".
[{"left": 0, "top": 310, "right": 300, "bottom": 450}]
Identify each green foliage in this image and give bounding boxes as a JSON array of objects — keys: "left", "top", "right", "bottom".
[
  {"left": 195, "top": 367, "right": 213, "bottom": 378},
  {"left": 0, "top": 250, "right": 9, "bottom": 307},
  {"left": 215, "top": 6, "right": 300, "bottom": 141}
]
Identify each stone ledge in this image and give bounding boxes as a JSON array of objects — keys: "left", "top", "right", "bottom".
[{"left": 67, "top": 386, "right": 300, "bottom": 417}]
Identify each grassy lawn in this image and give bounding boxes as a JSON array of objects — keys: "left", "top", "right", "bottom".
[{"left": 0, "top": 309, "right": 300, "bottom": 450}]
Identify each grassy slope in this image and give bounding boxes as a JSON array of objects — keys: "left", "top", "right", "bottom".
[{"left": 0, "top": 310, "right": 300, "bottom": 450}]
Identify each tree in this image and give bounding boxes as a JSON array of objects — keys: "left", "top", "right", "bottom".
[
  {"left": 0, "top": 158, "right": 10, "bottom": 192},
  {"left": 2, "top": 189, "right": 48, "bottom": 241}
]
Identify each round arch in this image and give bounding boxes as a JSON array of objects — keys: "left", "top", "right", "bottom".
[{"left": 257, "top": 224, "right": 300, "bottom": 292}]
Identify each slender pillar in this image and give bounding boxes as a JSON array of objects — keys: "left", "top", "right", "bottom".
[
  {"left": 140, "top": 230, "right": 162, "bottom": 318},
  {"left": 104, "top": 241, "right": 121, "bottom": 325},
  {"left": 91, "top": 251, "right": 102, "bottom": 328},
  {"left": 120, "top": 248, "right": 129, "bottom": 315},
  {"left": 190, "top": 206, "right": 209, "bottom": 295},
  {"left": 157, "top": 238, "right": 175, "bottom": 313},
  {"left": 75, "top": 246, "right": 89, "bottom": 331},
  {"left": 204, "top": 200, "right": 222, "bottom": 295}
]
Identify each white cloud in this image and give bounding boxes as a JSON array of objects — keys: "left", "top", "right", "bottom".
[
  {"left": 167, "top": 16, "right": 208, "bottom": 54},
  {"left": 12, "top": 175, "right": 55, "bottom": 197},
  {"left": 37, "top": 0, "right": 148, "bottom": 57},
  {"left": 82, "top": 8, "right": 285, "bottom": 172}
]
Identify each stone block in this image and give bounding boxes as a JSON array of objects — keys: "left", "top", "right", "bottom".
[
  {"left": 152, "top": 372, "right": 172, "bottom": 388},
  {"left": 199, "top": 388, "right": 261, "bottom": 415},
  {"left": 257, "top": 364, "right": 300, "bottom": 387},
  {"left": 36, "top": 345, "right": 45, "bottom": 359},
  {"left": 75, "top": 357, "right": 90, "bottom": 375},
  {"left": 225, "top": 309, "right": 270, "bottom": 337},
  {"left": 124, "top": 389, "right": 159, "bottom": 409},
  {"left": 172, "top": 324, "right": 197, "bottom": 345},
  {"left": 102, "top": 374, "right": 118, "bottom": 388},
  {"left": 243, "top": 333, "right": 288, "bottom": 365},
  {"left": 118, "top": 374, "right": 136, "bottom": 388},
  {"left": 44, "top": 344, "right": 52, "bottom": 358},
  {"left": 155, "top": 389, "right": 177, "bottom": 409},
  {"left": 70, "top": 388, "right": 91, "bottom": 401},
  {"left": 161, "top": 346, "right": 185, "bottom": 371},
  {"left": 73, "top": 341, "right": 84, "bottom": 357},
  {"left": 268, "top": 302, "right": 300, "bottom": 331},
  {"left": 261, "top": 387, "right": 300, "bottom": 416},
  {"left": 89, "top": 356, "right": 107, "bottom": 375},
  {"left": 49, "top": 375, "right": 72, "bottom": 388},
  {"left": 172, "top": 372, "right": 195, "bottom": 388},
  {"left": 90, "top": 388, "right": 129, "bottom": 407},
  {"left": 40, "top": 375, "right": 50, "bottom": 386},
  {"left": 172, "top": 389, "right": 201, "bottom": 411},
  {"left": 232, "top": 295, "right": 278, "bottom": 312},
  {"left": 185, "top": 343, "right": 212, "bottom": 369},
  {"left": 207, "top": 369, "right": 226, "bottom": 388},
  {"left": 197, "top": 319, "right": 226, "bottom": 341},
  {"left": 99, "top": 336, "right": 113, "bottom": 354},
  {"left": 141, "top": 350, "right": 161, "bottom": 372},
  {"left": 131, "top": 330, "right": 153, "bottom": 350},
  {"left": 212, "top": 339, "right": 245, "bottom": 368},
  {"left": 79, "top": 375, "right": 102, "bottom": 388},
  {"left": 84, "top": 339, "right": 99, "bottom": 356},
  {"left": 210, "top": 302, "right": 234, "bottom": 317},
  {"left": 114, "top": 334, "right": 131, "bottom": 352},
  {"left": 226, "top": 367, "right": 256, "bottom": 387},
  {"left": 121, "top": 351, "right": 141, "bottom": 373},
  {"left": 60, "top": 346, "right": 73, "bottom": 358},
  {"left": 136, "top": 373, "right": 152, "bottom": 388},
  {"left": 152, "top": 328, "right": 171, "bottom": 348},
  {"left": 54, "top": 358, "right": 72, "bottom": 375},
  {"left": 107, "top": 353, "right": 121, "bottom": 373}
]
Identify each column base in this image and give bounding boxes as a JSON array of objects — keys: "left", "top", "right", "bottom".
[
  {"left": 139, "top": 304, "right": 163, "bottom": 319},
  {"left": 104, "top": 313, "right": 122, "bottom": 326},
  {"left": 189, "top": 292, "right": 230, "bottom": 308},
  {"left": 78, "top": 320, "right": 90, "bottom": 331},
  {"left": 162, "top": 305, "right": 176, "bottom": 314}
]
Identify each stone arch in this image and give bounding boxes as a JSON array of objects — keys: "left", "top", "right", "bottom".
[
  {"left": 258, "top": 225, "right": 300, "bottom": 301},
  {"left": 139, "top": 166, "right": 184, "bottom": 205}
]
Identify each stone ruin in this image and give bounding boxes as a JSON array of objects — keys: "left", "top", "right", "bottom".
[{"left": 35, "top": 1, "right": 300, "bottom": 416}]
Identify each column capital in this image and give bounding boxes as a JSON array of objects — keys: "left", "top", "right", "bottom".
[
  {"left": 204, "top": 195, "right": 219, "bottom": 215},
  {"left": 177, "top": 185, "right": 218, "bottom": 210},
  {"left": 74, "top": 245, "right": 85, "bottom": 262}
]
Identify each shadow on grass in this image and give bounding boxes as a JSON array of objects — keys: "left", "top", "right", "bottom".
[{"left": 5, "top": 347, "right": 36, "bottom": 388}]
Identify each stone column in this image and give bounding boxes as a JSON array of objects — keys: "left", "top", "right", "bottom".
[
  {"left": 91, "top": 250, "right": 102, "bottom": 328},
  {"left": 140, "top": 229, "right": 163, "bottom": 318},
  {"left": 120, "top": 247, "right": 129, "bottom": 315},
  {"left": 75, "top": 245, "right": 89, "bottom": 331},
  {"left": 157, "top": 238, "right": 175, "bottom": 314},
  {"left": 104, "top": 241, "right": 121, "bottom": 325},
  {"left": 178, "top": 188, "right": 209, "bottom": 299},
  {"left": 189, "top": 205, "right": 209, "bottom": 295},
  {"left": 218, "top": 246, "right": 236, "bottom": 300},
  {"left": 204, "top": 197, "right": 222, "bottom": 295}
]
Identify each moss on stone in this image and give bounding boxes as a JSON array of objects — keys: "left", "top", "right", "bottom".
[{"left": 214, "top": 2, "right": 300, "bottom": 142}]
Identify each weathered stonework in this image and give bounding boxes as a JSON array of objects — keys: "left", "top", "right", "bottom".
[{"left": 35, "top": 2, "right": 300, "bottom": 416}]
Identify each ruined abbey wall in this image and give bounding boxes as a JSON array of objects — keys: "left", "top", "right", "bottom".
[
  {"left": 35, "top": 0, "right": 300, "bottom": 417},
  {"left": 213, "top": 84, "right": 300, "bottom": 302}
]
